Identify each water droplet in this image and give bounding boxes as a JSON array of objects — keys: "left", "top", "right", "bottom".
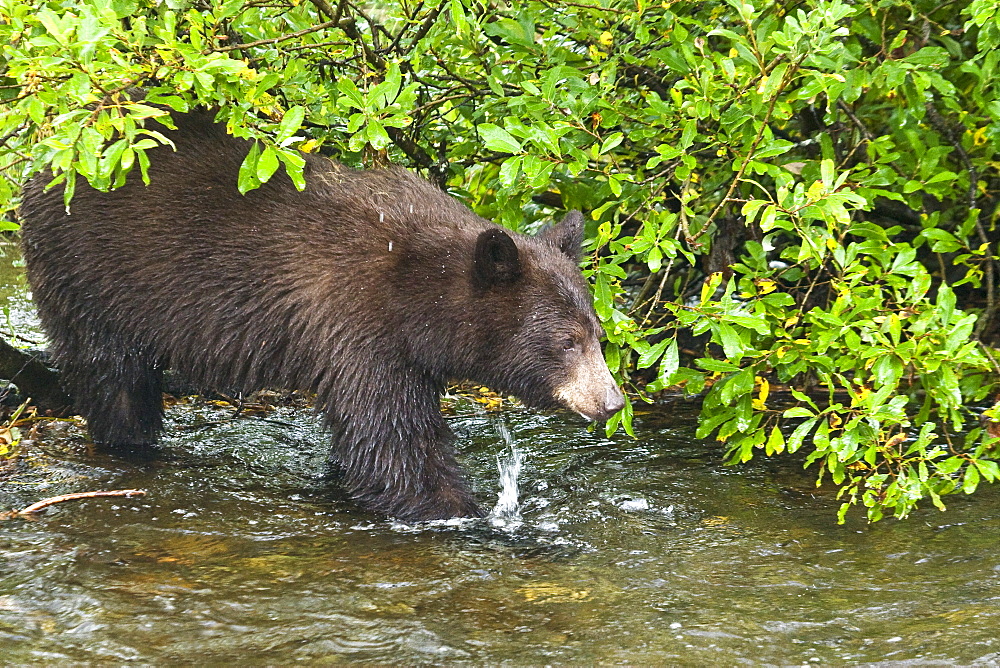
[{"left": 489, "top": 422, "right": 524, "bottom": 529}]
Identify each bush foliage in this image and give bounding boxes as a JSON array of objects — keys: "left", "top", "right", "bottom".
[{"left": 2, "top": 0, "right": 999, "bottom": 521}]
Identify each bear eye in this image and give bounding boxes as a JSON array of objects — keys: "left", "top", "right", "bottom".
[{"left": 562, "top": 338, "right": 577, "bottom": 352}]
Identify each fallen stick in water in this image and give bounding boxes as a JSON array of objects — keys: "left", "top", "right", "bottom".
[{"left": 0, "top": 489, "right": 146, "bottom": 519}]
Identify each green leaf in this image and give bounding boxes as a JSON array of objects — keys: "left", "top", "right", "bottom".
[
  {"left": 658, "top": 338, "right": 679, "bottom": 384},
  {"left": 765, "top": 425, "right": 785, "bottom": 455},
  {"left": 237, "top": 141, "right": 262, "bottom": 194},
  {"left": 637, "top": 337, "right": 669, "bottom": 369},
  {"left": 963, "top": 464, "right": 980, "bottom": 494},
  {"left": 787, "top": 417, "right": 818, "bottom": 454},
  {"left": 276, "top": 106, "right": 306, "bottom": 143},
  {"left": 973, "top": 458, "right": 1000, "bottom": 482},
  {"left": 936, "top": 284, "right": 956, "bottom": 325},
  {"left": 716, "top": 322, "right": 743, "bottom": 360},
  {"left": 600, "top": 132, "right": 624, "bottom": 154},
  {"left": 256, "top": 145, "right": 280, "bottom": 183},
  {"left": 720, "top": 367, "right": 754, "bottom": 405},
  {"left": 337, "top": 78, "right": 366, "bottom": 109},
  {"left": 696, "top": 358, "right": 741, "bottom": 373},
  {"left": 277, "top": 149, "right": 306, "bottom": 191},
  {"left": 478, "top": 124, "right": 522, "bottom": 153}
]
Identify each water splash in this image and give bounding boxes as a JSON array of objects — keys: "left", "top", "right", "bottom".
[{"left": 489, "top": 422, "right": 524, "bottom": 528}]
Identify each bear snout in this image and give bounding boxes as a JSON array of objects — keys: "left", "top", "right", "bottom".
[
  {"left": 578, "top": 383, "right": 626, "bottom": 421},
  {"left": 599, "top": 385, "right": 627, "bottom": 419},
  {"left": 554, "top": 349, "right": 626, "bottom": 422}
]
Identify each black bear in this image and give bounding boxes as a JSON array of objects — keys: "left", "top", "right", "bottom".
[{"left": 19, "top": 110, "right": 625, "bottom": 521}]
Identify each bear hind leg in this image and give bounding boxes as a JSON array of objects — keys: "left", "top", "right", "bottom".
[{"left": 61, "top": 339, "right": 164, "bottom": 448}]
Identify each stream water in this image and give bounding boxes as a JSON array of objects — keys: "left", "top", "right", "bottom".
[{"left": 0, "top": 244, "right": 998, "bottom": 665}]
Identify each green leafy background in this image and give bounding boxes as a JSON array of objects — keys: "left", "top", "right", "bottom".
[{"left": 2, "top": 0, "right": 1000, "bottom": 522}]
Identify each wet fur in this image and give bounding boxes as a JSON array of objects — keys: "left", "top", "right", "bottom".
[{"left": 19, "top": 110, "right": 614, "bottom": 521}]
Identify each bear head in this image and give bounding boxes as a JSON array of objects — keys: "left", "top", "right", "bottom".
[{"left": 462, "top": 211, "right": 626, "bottom": 422}]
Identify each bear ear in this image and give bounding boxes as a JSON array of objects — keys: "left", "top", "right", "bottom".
[
  {"left": 473, "top": 228, "right": 522, "bottom": 289},
  {"left": 540, "top": 210, "right": 585, "bottom": 261}
]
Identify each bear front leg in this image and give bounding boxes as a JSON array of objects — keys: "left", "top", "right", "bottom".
[{"left": 329, "top": 410, "right": 483, "bottom": 522}]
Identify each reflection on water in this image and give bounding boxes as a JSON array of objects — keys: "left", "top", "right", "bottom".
[{"left": 0, "top": 403, "right": 998, "bottom": 665}]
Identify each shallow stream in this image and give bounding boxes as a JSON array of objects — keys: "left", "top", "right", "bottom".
[{"left": 0, "top": 245, "right": 998, "bottom": 665}]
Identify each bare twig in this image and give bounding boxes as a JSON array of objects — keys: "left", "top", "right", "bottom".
[
  {"left": 409, "top": 91, "right": 476, "bottom": 117},
  {"left": 388, "top": 3, "right": 442, "bottom": 54},
  {"left": 428, "top": 46, "right": 494, "bottom": 96},
  {"left": 703, "top": 54, "right": 807, "bottom": 233},
  {"left": 328, "top": 5, "right": 441, "bottom": 174},
  {"left": 0, "top": 121, "right": 29, "bottom": 150},
  {"left": 979, "top": 341, "right": 1000, "bottom": 377},
  {"left": 837, "top": 100, "right": 874, "bottom": 141},
  {"left": 925, "top": 102, "right": 997, "bottom": 338},
  {"left": 537, "top": 0, "right": 626, "bottom": 13},
  {"left": 0, "top": 330, "right": 44, "bottom": 346},
  {"left": 282, "top": 39, "right": 352, "bottom": 53},
  {"left": 310, "top": 0, "right": 346, "bottom": 23},
  {"left": 0, "top": 489, "right": 146, "bottom": 520},
  {"left": 215, "top": 20, "right": 340, "bottom": 52}
]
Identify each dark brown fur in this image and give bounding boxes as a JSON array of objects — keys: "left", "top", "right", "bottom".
[{"left": 19, "top": 110, "right": 623, "bottom": 521}]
